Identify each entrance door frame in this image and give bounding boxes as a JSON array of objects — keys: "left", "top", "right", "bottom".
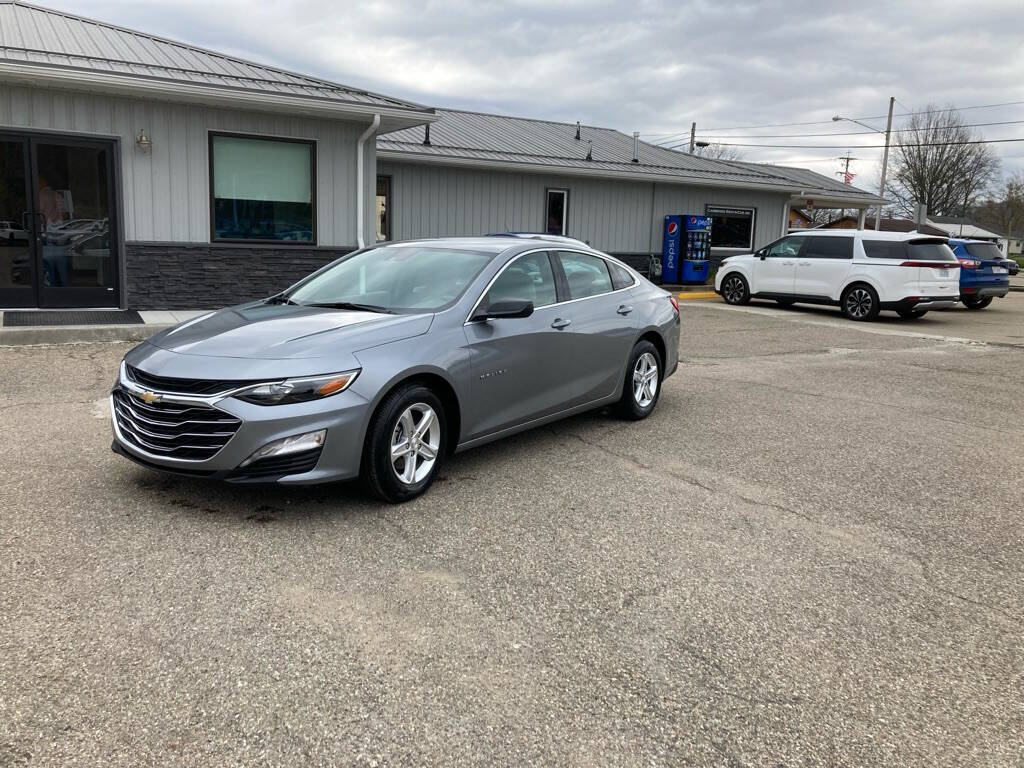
[{"left": 0, "top": 128, "right": 123, "bottom": 309}]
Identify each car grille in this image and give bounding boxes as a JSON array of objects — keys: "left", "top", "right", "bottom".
[
  {"left": 126, "top": 364, "right": 264, "bottom": 396},
  {"left": 112, "top": 389, "right": 241, "bottom": 461}
]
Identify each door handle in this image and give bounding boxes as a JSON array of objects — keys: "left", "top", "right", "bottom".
[
  {"left": 551, "top": 318, "right": 572, "bottom": 329},
  {"left": 782, "top": 260, "right": 795, "bottom": 266},
  {"left": 798, "top": 261, "right": 811, "bottom": 266},
  {"left": 617, "top": 304, "right": 634, "bottom": 315}
]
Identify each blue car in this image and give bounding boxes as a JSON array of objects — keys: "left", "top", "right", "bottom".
[{"left": 948, "top": 239, "right": 1011, "bottom": 310}]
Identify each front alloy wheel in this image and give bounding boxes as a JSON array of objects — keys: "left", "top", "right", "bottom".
[
  {"left": 363, "top": 384, "right": 446, "bottom": 503},
  {"left": 391, "top": 403, "right": 440, "bottom": 485},
  {"left": 721, "top": 273, "right": 750, "bottom": 305}
]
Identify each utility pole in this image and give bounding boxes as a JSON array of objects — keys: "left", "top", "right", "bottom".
[
  {"left": 876, "top": 96, "right": 894, "bottom": 230},
  {"left": 836, "top": 153, "right": 858, "bottom": 222},
  {"left": 689, "top": 122, "right": 696, "bottom": 154}
]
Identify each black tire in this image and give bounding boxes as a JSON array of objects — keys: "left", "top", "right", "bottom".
[
  {"left": 362, "top": 383, "right": 446, "bottom": 503},
  {"left": 776, "top": 298, "right": 795, "bottom": 307},
  {"left": 897, "top": 309, "right": 928, "bottom": 319},
  {"left": 616, "top": 341, "right": 662, "bottom": 420},
  {"left": 720, "top": 273, "right": 750, "bottom": 305},
  {"left": 962, "top": 297, "right": 993, "bottom": 310},
  {"left": 841, "top": 283, "right": 880, "bottom": 322}
]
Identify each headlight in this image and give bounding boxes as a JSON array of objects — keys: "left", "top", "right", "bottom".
[{"left": 235, "top": 370, "right": 359, "bottom": 405}]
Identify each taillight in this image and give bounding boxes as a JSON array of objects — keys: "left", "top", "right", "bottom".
[
  {"left": 669, "top": 295, "right": 679, "bottom": 313},
  {"left": 957, "top": 259, "right": 980, "bottom": 269},
  {"left": 898, "top": 261, "right": 960, "bottom": 268}
]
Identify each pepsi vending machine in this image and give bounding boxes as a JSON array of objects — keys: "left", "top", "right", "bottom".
[
  {"left": 682, "top": 215, "right": 712, "bottom": 284},
  {"left": 661, "top": 215, "right": 682, "bottom": 284}
]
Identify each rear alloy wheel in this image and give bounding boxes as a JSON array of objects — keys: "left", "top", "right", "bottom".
[
  {"left": 962, "top": 296, "right": 993, "bottom": 310},
  {"left": 721, "top": 273, "right": 750, "bottom": 305},
  {"left": 363, "top": 384, "right": 446, "bottom": 503},
  {"left": 841, "top": 284, "right": 880, "bottom": 322},
  {"left": 617, "top": 341, "right": 662, "bottom": 420},
  {"left": 897, "top": 309, "right": 928, "bottom": 319}
]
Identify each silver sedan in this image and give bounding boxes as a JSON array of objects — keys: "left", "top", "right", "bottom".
[{"left": 111, "top": 235, "right": 680, "bottom": 502}]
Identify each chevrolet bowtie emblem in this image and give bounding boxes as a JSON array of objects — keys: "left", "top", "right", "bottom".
[{"left": 140, "top": 391, "right": 162, "bottom": 405}]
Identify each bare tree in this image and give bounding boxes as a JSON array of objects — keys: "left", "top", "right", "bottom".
[
  {"left": 973, "top": 171, "right": 1024, "bottom": 239},
  {"left": 693, "top": 143, "right": 745, "bottom": 162},
  {"left": 887, "top": 105, "right": 1000, "bottom": 217}
]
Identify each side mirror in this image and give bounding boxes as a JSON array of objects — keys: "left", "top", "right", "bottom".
[
  {"left": 472, "top": 299, "right": 534, "bottom": 322},
  {"left": 757, "top": 250, "right": 767, "bottom": 260}
]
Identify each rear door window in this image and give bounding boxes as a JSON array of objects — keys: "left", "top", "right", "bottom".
[
  {"left": 803, "top": 236, "right": 853, "bottom": 259},
  {"left": 558, "top": 251, "right": 613, "bottom": 299}
]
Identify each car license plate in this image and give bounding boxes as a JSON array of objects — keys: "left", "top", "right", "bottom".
[
  {"left": 993, "top": 266, "right": 1008, "bottom": 274},
  {"left": 936, "top": 268, "right": 949, "bottom": 277}
]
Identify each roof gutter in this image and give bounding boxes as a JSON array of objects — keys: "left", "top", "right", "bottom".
[{"left": 357, "top": 114, "right": 381, "bottom": 249}]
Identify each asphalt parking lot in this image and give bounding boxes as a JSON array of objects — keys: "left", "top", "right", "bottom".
[{"left": 2, "top": 297, "right": 1023, "bottom": 766}]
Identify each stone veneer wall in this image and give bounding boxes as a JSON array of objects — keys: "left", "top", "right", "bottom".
[{"left": 124, "top": 243, "right": 354, "bottom": 310}]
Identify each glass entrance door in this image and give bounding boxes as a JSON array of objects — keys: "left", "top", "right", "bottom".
[
  {"left": 33, "top": 139, "right": 118, "bottom": 307},
  {"left": 0, "top": 137, "right": 34, "bottom": 307},
  {"left": 0, "top": 133, "right": 119, "bottom": 308}
]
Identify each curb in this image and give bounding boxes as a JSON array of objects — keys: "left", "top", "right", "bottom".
[{"left": 0, "top": 324, "right": 172, "bottom": 346}]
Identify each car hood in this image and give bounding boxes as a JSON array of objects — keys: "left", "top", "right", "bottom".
[{"left": 145, "top": 302, "right": 434, "bottom": 360}]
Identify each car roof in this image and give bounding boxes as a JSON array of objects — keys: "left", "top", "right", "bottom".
[
  {"left": 378, "top": 235, "right": 602, "bottom": 254},
  {"left": 790, "top": 229, "right": 948, "bottom": 242}
]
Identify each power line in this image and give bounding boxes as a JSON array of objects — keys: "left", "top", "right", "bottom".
[
  {"left": 663, "top": 137, "right": 1024, "bottom": 150},
  {"left": 691, "top": 118, "right": 1024, "bottom": 141},
  {"left": 641, "top": 99, "right": 1024, "bottom": 137}
]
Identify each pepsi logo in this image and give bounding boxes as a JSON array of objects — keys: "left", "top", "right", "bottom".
[{"left": 667, "top": 221, "right": 679, "bottom": 236}]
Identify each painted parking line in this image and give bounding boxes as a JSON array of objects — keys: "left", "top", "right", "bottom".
[
  {"left": 683, "top": 301, "right": 1024, "bottom": 348},
  {"left": 676, "top": 291, "right": 719, "bottom": 301}
]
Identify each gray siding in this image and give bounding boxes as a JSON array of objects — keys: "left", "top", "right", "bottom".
[
  {"left": 378, "top": 161, "right": 652, "bottom": 253},
  {"left": 379, "top": 159, "right": 789, "bottom": 258},
  {"left": 0, "top": 82, "right": 373, "bottom": 247}
]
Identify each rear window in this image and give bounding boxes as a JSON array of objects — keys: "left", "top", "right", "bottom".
[
  {"left": 964, "top": 242, "right": 1004, "bottom": 261},
  {"left": 906, "top": 240, "right": 957, "bottom": 263},
  {"left": 803, "top": 236, "right": 853, "bottom": 259}
]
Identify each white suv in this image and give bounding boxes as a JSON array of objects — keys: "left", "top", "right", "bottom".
[{"left": 714, "top": 230, "right": 960, "bottom": 321}]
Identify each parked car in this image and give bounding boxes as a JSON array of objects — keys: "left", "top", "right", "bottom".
[
  {"left": 110, "top": 236, "right": 680, "bottom": 502},
  {"left": 715, "top": 230, "right": 960, "bottom": 321},
  {"left": 0, "top": 219, "right": 28, "bottom": 243},
  {"left": 947, "top": 239, "right": 1011, "bottom": 310}
]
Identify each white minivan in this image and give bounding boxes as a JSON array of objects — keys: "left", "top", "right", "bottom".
[{"left": 714, "top": 230, "right": 960, "bottom": 321}]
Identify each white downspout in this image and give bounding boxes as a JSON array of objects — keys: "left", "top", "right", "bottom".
[{"left": 356, "top": 114, "right": 381, "bottom": 249}]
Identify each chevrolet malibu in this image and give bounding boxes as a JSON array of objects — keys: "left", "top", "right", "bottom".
[{"left": 111, "top": 236, "right": 680, "bottom": 502}]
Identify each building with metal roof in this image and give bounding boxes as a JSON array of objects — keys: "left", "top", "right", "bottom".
[{"left": 0, "top": 0, "right": 884, "bottom": 310}]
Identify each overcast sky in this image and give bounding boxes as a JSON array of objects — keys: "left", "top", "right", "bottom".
[{"left": 48, "top": 0, "right": 1024, "bottom": 189}]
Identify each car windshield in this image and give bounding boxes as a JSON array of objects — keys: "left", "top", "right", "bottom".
[
  {"left": 286, "top": 245, "right": 495, "bottom": 313},
  {"left": 963, "top": 242, "right": 1004, "bottom": 262}
]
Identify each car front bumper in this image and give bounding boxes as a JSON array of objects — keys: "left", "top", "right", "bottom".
[{"left": 110, "top": 385, "right": 371, "bottom": 485}]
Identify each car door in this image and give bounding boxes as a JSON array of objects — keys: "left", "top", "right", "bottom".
[
  {"left": 462, "top": 250, "right": 576, "bottom": 440},
  {"left": 753, "top": 236, "right": 803, "bottom": 295},
  {"left": 554, "top": 250, "right": 636, "bottom": 406},
  {"left": 793, "top": 235, "right": 853, "bottom": 299}
]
